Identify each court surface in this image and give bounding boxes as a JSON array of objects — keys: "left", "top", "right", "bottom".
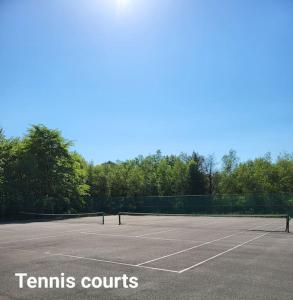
[{"left": 0, "top": 215, "right": 292, "bottom": 299}]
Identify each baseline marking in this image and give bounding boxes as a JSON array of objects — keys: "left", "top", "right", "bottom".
[
  {"left": 0, "top": 228, "right": 105, "bottom": 245},
  {"left": 136, "top": 229, "right": 177, "bottom": 237},
  {"left": 0, "top": 229, "right": 13, "bottom": 232},
  {"left": 81, "top": 231, "right": 207, "bottom": 243},
  {"left": 0, "top": 245, "right": 40, "bottom": 253},
  {"left": 0, "top": 245, "right": 178, "bottom": 273},
  {"left": 46, "top": 252, "right": 179, "bottom": 273}
]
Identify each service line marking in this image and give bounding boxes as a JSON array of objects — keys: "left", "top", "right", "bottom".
[
  {"left": 80, "top": 221, "right": 283, "bottom": 252},
  {"left": 136, "top": 222, "right": 283, "bottom": 266},
  {"left": 136, "top": 233, "right": 236, "bottom": 266},
  {"left": 178, "top": 227, "right": 283, "bottom": 273}
]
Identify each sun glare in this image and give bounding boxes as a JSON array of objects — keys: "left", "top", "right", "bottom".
[{"left": 116, "top": 0, "right": 132, "bottom": 14}]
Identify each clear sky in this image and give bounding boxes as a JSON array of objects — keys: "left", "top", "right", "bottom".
[{"left": 0, "top": 0, "right": 292, "bottom": 164}]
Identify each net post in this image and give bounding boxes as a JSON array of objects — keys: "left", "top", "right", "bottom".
[
  {"left": 118, "top": 213, "right": 121, "bottom": 225},
  {"left": 102, "top": 213, "right": 104, "bottom": 225},
  {"left": 285, "top": 215, "right": 290, "bottom": 233}
]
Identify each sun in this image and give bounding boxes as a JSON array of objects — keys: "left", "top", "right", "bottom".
[
  {"left": 116, "top": 0, "right": 131, "bottom": 13},
  {"left": 117, "top": 0, "right": 131, "bottom": 7}
]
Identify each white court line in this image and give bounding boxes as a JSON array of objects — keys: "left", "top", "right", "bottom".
[
  {"left": 0, "top": 229, "right": 13, "bottom": 232},
  {"left": 0, "top": 228, "right": 105, "bottom": 245},
  {"left": 136, "top": 233, "right": 236, "bottom": 266},
  {"left": 0, "top": 219, "right": 281, "bottom": 246},
  {"left": 0, "top": 245, "right": 45, "bottom": 254},
  {"left": 38, "top": 223, "right": 106, "bottom": 228},
  {"left": 0, "top": 244, "right": 178, "bottom": 273},
  {"left": 0, "top": 224, "right": 285, "bottom": 275},
  {"left": 0, "top": 235, "right": 65, "bottom": 244},
  {"left": 136, "top": 229, "right": 177, "bottom": 237},
  {"left": 81, "top": 220, "right": 282, "bottom": 247},
  {"left": 37, "top": 224, "right": 107, "bottom": 230},
  {"left": 178, "top": 227, "right": 283, "bottom": 273},
  {"left": 0, "top": 227, "right": 176, "bottom": 245},
  {"left": 81, "top": 232, "right": 138, "bottom": 238},
  {"left": 0, "top": 228, "right": 176, "bottom": 245},
  {"left": 123, "top": 217, "right": 224, "bottom": 227},
  {"left": 136, "top": 221, "right": 283, "bottom": 266},
  {"left": 81, "top": 231, "right": 207, "bottom": 243},
  {"left": 46, "top": 252, "right": 179, "bottom": 273}
]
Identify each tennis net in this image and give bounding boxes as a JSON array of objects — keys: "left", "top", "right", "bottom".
[
  {"left": 118, "top": 212, "right": 290, "bottom": 232},
  {"left": 19, "top": 212, "right": 105, "bottom": 224}
]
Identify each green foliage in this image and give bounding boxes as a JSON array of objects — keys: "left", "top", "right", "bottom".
[
  {"left": 187, "top": 156, "right": 206, "bottom": 195},
  {"left": 0, "top": 125, "right": 89, "bottom": 216},
  {"left": 274, "top": 153, "right": 293, "bottom": 192},
  {"left": 217, "top": 151, "right": 293, "bottom": 195},
  {"left": 218, "top": 150, "right": 239, "bottom": 194},
  {"left": 0, "top": 125, "right": 292, "bottom": 218}
]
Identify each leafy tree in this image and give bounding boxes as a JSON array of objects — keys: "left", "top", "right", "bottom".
[
  {"left": 274, "top": 153, "right": 293, "bottom": 193},
  {"left": 218, "top": 150, "right": 239, "bottom": 194},
  {"left": 157, "top": 159, "right": 174, "bottom": 195},
  {"left": 222, "top": 150, "right": 239, "bottom": 174},
  {"left": 203, "top": 154, "right": 217, "bottom": 194},
  {"left": 171, "top": 158, "right": 188, "bottom": 195},
  {"left": 0, "top": 131, "right": 23, "bottom": 217},
  {"left": 15, "top": 125, "right": 88, "bottom": 213},
  {"left": 233, "top": 157, "right": 275, "bottom": 193},
  {"left": 187, "top": 153, "right": 206, "bottom": 195},
  {"left": 1, "top": 125, "right": 293, "bottom": 218}
]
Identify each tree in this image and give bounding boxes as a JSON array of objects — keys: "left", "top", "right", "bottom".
[
  {"left": 203, "top": 154, "right": 217, "bottom": 194},
  {"left": 171, "top": 158, "right": 188, "bottom": 195},
  {"left": 1, "top": 125, "right": 293, "bottom": 218},
  {"left": 157, "top": 159, "right": 174, "bottom": 195},
  {"left": 0, "top": 129, "right": 6, "bottom": 217},
  {"left": 274, "top": 153, "right": 293, "bottom": 193},
  {"left": 187, "top": 153, "right": 206, "bottom": 195},
  {"left": 0, "top": 132, "right": 23, "bottom": 217},
  {"left": 15, "top": 125, "right": 88, "bottom": 212},
  {"left": 218, "top": 150, "right": 239, "bottom": 194},
  {"left": 0, "top": 128, "right": 5, "bottom": 186},
  {"left": 222, "top": 150, "right": 239, "bottom": 174}
]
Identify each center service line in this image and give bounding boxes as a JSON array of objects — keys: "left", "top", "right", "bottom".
[
  {"left": 136, "top": 233, "right": 236, "bottom": 266},
  {"left": 136, "top": 221, "right": 282, "bottom": 266},
  {"left": 178, "top": 226, "right": 283, "bottom": 273}
]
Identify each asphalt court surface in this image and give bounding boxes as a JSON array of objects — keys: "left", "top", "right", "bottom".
[{"left": 0, "top": 215, "right": 293, "bottom": 299}]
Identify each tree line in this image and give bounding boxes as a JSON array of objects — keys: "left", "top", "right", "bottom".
[{"left": 0, "top": 125, "right": 292, "bottom": 217}]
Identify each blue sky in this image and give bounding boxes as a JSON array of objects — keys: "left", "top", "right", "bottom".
[{"left": 0, "top": 0, "right": 292, "bottom": 164}]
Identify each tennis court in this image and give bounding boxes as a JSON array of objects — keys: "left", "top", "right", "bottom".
[{"left": 0, "top": 214, "right": 293, "bottom": 299}]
